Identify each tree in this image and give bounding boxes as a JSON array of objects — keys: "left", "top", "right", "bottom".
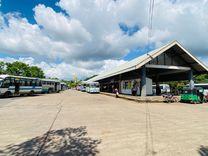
[
  {"left": 0, "top": 61, "right": 6, "bottom": 74},
  {"left": 28, "top": 66, "right": 45, "bottom": 78},
  {"left": 6, "top": 61, "right": 30, "bottom": 76},
  {"left": 5, "top": 61, "right": 45, "bottom": 78},
  {"left": 195, "top": 74, "right": 208, "bottom": 83}
]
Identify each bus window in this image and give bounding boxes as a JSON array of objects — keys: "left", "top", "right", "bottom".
[
  {"left": 37, "top": 80, "right": 42, "bottom": 86},
  {"left": 26, "top": 80, "right": 31, "bottom": 86},
  {"left": 0, "top": 79, "right": 3, "bottom": 86},
  {"left": 10, "top": 78, "right": 15, "bottom": 86},
  {"left": 0, "top": 79, "right": 3, "bottom": 87},
  {"left": 35, "top": 80, "right": 38, "bottom": 86},
  {"left": 31, "top": 80, "right": 36, "bottom": 86},
  {"left": 20, "top": 79, "right": 26, "bottom": 86},
  {"left": 2, "top": 78, "right": 10, "bottom": 88}
]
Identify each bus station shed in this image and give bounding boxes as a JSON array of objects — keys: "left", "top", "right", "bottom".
[{"left": 87, "top": 40, "right": 208, "bottom": 96}]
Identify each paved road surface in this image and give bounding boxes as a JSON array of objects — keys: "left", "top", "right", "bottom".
[
  {"left": 0, "top": 90, "right": 208, "bottom": 156},
  {"left": 0, "top": 97, "right": 24, "bottom": 108}
]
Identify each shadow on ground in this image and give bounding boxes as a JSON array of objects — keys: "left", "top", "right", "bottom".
[
  {"left": 3, "top": 126, "right": 101, "bottom": 156},
  {"left": 198, "top": 145, "right": 208, "bottom": 156},
  {"left": 0, "top": 94, "right": 42, "bottom": 99}
]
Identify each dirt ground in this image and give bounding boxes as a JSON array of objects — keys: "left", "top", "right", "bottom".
[{"left": 0, "top": 90, "right": 208, "bottom": 156}]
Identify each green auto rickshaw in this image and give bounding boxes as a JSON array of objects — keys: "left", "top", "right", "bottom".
[{"left": 180, "top": 87, "right": 206, "bottom": 104}]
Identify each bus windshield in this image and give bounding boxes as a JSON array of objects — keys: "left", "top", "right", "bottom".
[
  {"left": 0, "top": 79, "right": 3, "bottom": 87},
  {"left": 90, "top": 83, "right": 99, "bottom": 87}
]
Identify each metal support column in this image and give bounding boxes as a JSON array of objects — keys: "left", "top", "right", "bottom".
[
  {"left": 141, "top": 66, "right": 147, "bottom": 97},
  {"left": 189, "top": 70, "right": 194, "bottom": 90}
]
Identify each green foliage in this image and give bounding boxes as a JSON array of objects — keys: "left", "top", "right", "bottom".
[
  {"left": 6, "top": 61, "right": 30, "bottom": 76},
  {"left": 28, "top": 66, "right": 45, "bottom": 78},
  {"left": 0, "top": 61, "right": 45, "bottom": 78},
  {"left": 195, "top": 74, "right": 208, "bottom": 83},
  {"left": 167, "top": 74, "right": 208, "bottom": 94},
  {"left": 168, "top": 81, "right": 187, "bottom": 94},
  {"left": 0, "top": 61, "right": 6, "bottom": 74},
  {"left": 67, "top": 80, "right": 81, "bottom": 88}
]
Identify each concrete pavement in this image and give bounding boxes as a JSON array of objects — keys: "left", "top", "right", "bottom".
[{"left": 0, "top": 90, "right": 208, "bottom": 156}]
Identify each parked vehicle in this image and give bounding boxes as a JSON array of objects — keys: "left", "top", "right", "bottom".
[
  {"left": 80, "top": 85, "right": 86, "bottom": 92},
  {"left": 180, "top": 87, "right": 206, "bottom": 104},
  {"left": 86, "top": 82, "right": 100, "bottom": 93},
  {"left": 76, "top": 85, "right": 82, "bottom": 91},
  {"left": 186, "top": 83, "right": 208, "bottom": 102},
  {"left": 41, "top": 79, "right": 61, "bottom": 93},
  {"left": 162, "top": 94, "right": 179, "bottom": 103},
  {"left": 153, "top": 84, "right": 170, "bottom": 95},
  {"left": 61, "top": 82, "right": 68, "bottom": 91},
  {"left": 79, "top": 82, "right": 87, "bottom": 92},
  {"left": 0, "top": 75, "right": 42, "bottom": 97}
]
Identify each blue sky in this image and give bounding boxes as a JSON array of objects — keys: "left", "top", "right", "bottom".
[
  {"left": 1, "top": 0, "right": 61, "bottom": 24},
  {"left": 0, "top": 0, "right": 207, "bottom": 79}
]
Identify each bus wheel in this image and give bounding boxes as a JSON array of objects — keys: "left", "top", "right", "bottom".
[
  {"left": 29, "top": 91, "right": 35, "bottom": 96},
  {"left": 4, "top": 91, "right": 12, "bottom": 98},
  {"left": 48, "top": 89, "right": 53, "bottom": 94}
]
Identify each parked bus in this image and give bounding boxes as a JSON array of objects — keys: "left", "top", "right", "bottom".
[
  {"left": 41, "top": 79, "right": 61, "bottom": 93},
  {"left": 0, "top": 75, "right": 42, "bottom": 97},
  {"left": 61, "top": 82, "right": 68, "bottom": 91},
  {"left": 194, "top": 83, "right": 208, "bottom": 93},
  {"left": 186, "top": 83, "right": 208, "bottom": 100},
  {"left": 86, "top": 82, "right": 100, "bottom": 93}
]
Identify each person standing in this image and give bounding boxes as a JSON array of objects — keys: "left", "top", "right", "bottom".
[
  {"left": 132, "top": 82, "right": 138, "bottom": 96},
  {"left": 156, "top": 83, "right": 161, "bottom": 96},
  {"left": 115, "top": 88, "right": 119, "bottom": 98}
]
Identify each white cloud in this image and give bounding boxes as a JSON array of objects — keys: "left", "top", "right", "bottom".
[
  {"left": 57, "top": 0, "right": 208, "bottom": 57},
  {"left": 34, "top": 4, "right": 92, "bottom": 44},
  {"left": 0, "top": 57, "right": 126, "bottom": 80},
  {"left": 0, "top": 14, "right": 72, "bottom": 60}
]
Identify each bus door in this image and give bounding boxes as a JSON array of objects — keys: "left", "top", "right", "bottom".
[
  {"left": 55, "top": 83, "right": 57, "bottom": 92},
  {"left": 14, "top": 79, "right": 20, "bottom": 94}
]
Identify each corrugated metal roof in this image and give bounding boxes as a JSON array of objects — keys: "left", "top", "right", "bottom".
[
  {"left": 87, "top": 40, "right": 208, "bottom": 82},
  {"left": 41, "top": 78, "right": 60, "bottom": 83},
  {"left": 0, "top": 75, "right": 61, "bottom": 83},
  {"left": 0, "top": 75, "right": 39, "bottom": 80}
]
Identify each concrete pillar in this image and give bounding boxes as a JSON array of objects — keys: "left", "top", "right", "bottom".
[
  {"left": 189, "top": 70, "right": 194, "bottom": 90},
  {"left": 141, "top": 66, "right": 147, "bottom": 97}
]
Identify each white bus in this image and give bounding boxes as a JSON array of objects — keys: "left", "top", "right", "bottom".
[
  {"left": 41, "top": 79, "right": 61, "bottom": 93},
  {"left": 187, "top": 83, "right": 208, "bottom": 96},
  {"left": 61, "top": 82, "right": 68, "bottom": 91},
  {"left": 152, "top": 84, "right": 170, "bottom": 95},
  {"left": 86, "top": 82, "right": 100, "bottom": 93},
  {"left": 0, "top": 75, "right": 42, "bottom": 97}
]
